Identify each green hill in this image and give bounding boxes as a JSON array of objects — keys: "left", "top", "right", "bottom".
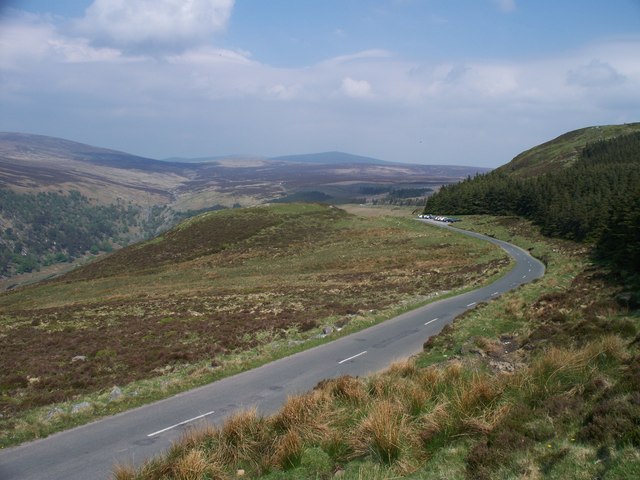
[
  {"left": 0, "top": 203, "right": 508, "bottom": 447},
  {"left": 425, "top": 123, "right": 640, "bottom": 274},
  {"left": 498, "top": 122, "right": 640, "bottom": 178}
]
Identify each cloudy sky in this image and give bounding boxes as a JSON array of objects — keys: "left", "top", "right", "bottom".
[{"left": 1, "top": 1, "right": 639, "bottom": 167}]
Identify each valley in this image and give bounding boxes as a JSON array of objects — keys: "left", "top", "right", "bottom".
[
  {"left": 0, "top": 123, "right": 638, "bottom": 479},
  {"left": 0, "top": 132, "right": 489, "bottom": 281}
]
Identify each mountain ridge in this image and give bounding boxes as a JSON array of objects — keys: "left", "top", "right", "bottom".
[
  {"left": 497, "top": 122, "right": 640, "bottom": 178},
  {"left": 0, "top": 131, "right": 487, "bottom": 280}
]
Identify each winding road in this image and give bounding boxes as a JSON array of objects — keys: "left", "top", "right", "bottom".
[{"left": 0, "top": 220, "right": 545, "bottom": 480}]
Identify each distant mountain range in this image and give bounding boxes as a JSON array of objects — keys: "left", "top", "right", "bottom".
[
  {"left": 0, "top": 131, "right": 489, "bottom": 280},
  {"left": 0, "top": 132, "right": 490, "bottom": 208}
]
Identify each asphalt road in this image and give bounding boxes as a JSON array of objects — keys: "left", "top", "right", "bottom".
[{"left": 0, "top": 219, "right": 545, "bottom": 480}]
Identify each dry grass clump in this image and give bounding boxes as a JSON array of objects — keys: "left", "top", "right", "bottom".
[
  {"left": 327, "top": 375, "right": 368, "bottom": 405},
  {"left": 451, "top": 373, "right": 504, "bottom": 416},
  {"left": 386, "top": 358, "right": 418, "bottom": 379},
  {"left": 350, "top": 399, "right": 411, "bottom": 466},
  {"left": 112, "top": 463, "right": 137, "bottom": 480},
  {"left": 270, "top": 390, "right": 332, "bottom": 441},
  {"left": 402, "top": 382, "right": 433, "bottom": 416},
  {"left": 215, "top": 408, "right": 272, "bottom": 469},
  {"left": 271, "top": 429, "right": 304, "bottom": 470},
  {"left": 523, "top": 337, "right": 627, "bottom": 400},
  {"left": 171, "top": 449, "right": 210, "bottom": 480},
  {"left": 461, "top": 403, "right": 512, "bottom": 435},
  {"left": 116, "top": 440, "right": 228, "bottom": 480}
]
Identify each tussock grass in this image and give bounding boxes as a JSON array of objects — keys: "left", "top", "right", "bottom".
[
  {"left": 350, "top": 400, "right": 408, "bottom": 465},
  {"left": 216, "top": 408, "right": 272, "bottom": 469},
  {"left": 172, "top": 449, "right": 210, "bottom": 480},
  {"left": 329, "top": 375, "right": 368, "bottom": 405},
  {"left": 271, "top": 429, "right": 304, "bottom": 470},
  {"left": 271, "top": 390, "right": 331, "bottom": 441}
]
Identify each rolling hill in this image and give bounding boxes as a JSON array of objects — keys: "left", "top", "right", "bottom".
[
  {"left": 0, "top": 203, "right": 508, "bottom": 449},
  {"left": 111, "top": 126, "right": 640, "bottom": 479},
  {"left": 0, "top": 132, "right": 489, "bottom": 206},
  {"left": 498, "top": 122, "right": 640, "bottom": 178},
  {"left": 0, "top": 132, "right": 490, "bottom": 281},
  {"left": 424, "top": 122, "right": 640, "bottom": 273}
]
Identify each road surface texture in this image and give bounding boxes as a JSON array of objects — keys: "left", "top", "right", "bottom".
[{"left": 0, "top": 219, "right": 545, "bottom": 479}]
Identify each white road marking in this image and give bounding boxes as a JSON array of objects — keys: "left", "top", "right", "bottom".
[
  {"left": 467, "top": 302, "right": 477, "bottom": 307},
  {"left": 338, "top": 351, "right": 367, "bottom": 364},
  {"left": 424, "top": 317, "right": 439, "bottom": 326},
  {"left": 491, "top": 292, "right": 500, "bottom": 296},
  {"left": 147, "top": 411, "right": 215, "bottom": 437}
]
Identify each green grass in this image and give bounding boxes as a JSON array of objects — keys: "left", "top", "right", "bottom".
[
  {"left": 114, "top": 214, "right": 640, "bottom": 479},
  {"left": 0, "top": 204, "right": 509, "bottom": 448},
  {"left": 501, "top": 122, "right": 640, "bottom": 178}
]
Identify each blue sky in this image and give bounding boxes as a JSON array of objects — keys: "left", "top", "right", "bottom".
[{"left": 1, "top": 1, "right": 639, "bottom": 166}]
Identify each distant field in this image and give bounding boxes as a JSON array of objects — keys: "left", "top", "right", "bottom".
[{"left": 0, "top": 204, "right": 509, "bottom": 446}]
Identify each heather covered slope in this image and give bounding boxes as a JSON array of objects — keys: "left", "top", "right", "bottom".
[
  {"left": 115, "top": 216, "right": 640, "bottom": 480},
  {"left": 0, "top": 132, "right": 486, "bottom": 281},
  {"left": 0, "top": 204, "right": 508, "bottom": 447}
]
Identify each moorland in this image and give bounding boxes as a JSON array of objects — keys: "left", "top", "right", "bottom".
[
  {"left": 0, "top": 203, "right": 508, "bottom": 447},
  {"left": 0, "top": 132, "right": 488, "bottom": 281},
  {"left": 112, "top": 124, "right": 640, "bottom": 479},
  {"left": 1, "top": 123, "right": 638, "bottom": 479}
]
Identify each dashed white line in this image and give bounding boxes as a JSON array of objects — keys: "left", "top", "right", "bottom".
[
  {"left": 424, "top": 317, "right": 439, "bottom": 326},
  {"left": 147, "top": 411, "right": 215, "bottom": 437},
  {"left": 491, "top": 292, "right": 500, "bottom": 296},
  {"left": 466, "top": 302, "right": 477, "bottom": 307},
  {"left": 338, "top": 351, "right": 367, "bottom": 364}
]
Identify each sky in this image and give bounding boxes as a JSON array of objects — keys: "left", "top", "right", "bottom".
[{"left": 0, "top": 1, "right": 639, "bottom": 167}]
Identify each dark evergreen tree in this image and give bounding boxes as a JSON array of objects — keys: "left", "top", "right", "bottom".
[{"left": 424, "top": 132, "right": 640, "bottom": 274}]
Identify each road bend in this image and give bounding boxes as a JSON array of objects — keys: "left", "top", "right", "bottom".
[{"left": 0, "top": 219, "right": 545, "bottom": 480}]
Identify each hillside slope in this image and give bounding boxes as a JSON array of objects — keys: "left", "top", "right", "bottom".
[
  {"left": 0, "top": 132, "right": 192, "bottom": 203},
  {"left": 425, "top": 123, "right": 640, "bottom": 274},
  {"left": 115, "top": 216, "right": 640, "bottom": 480},
  {"left": 498, "top": 122, "right": 640, "bottom": 178},
  {"left": 0, "top": 204, "right": 509, "bottom": 447},
  {"left": 0, "top": 132, "right": 487, "bottom": 281}
]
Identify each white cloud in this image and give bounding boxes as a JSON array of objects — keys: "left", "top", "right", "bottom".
[
  {"left": 0, "top": 16, "right": 56, "bottom": 69},
  {"left": 492, "top": 0, "right": 516, "bottom": 13},
  {"left": 77, "top": 0, "right": 234, "bottom": 52},
  {"left": 267, "top": 84, "right": 302, "bottom": 100},
  {"left": 0, "top": 15, "right": 122, "bottom": 70},
  {"left": 1, "top": 10, "right": 639, "bottom": 167},
  {"left": 567, "top": 59, "right": 625, "bottom": 87},
  {"left": 341, "top": 77, "right": 373, "bottom": 98}
]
